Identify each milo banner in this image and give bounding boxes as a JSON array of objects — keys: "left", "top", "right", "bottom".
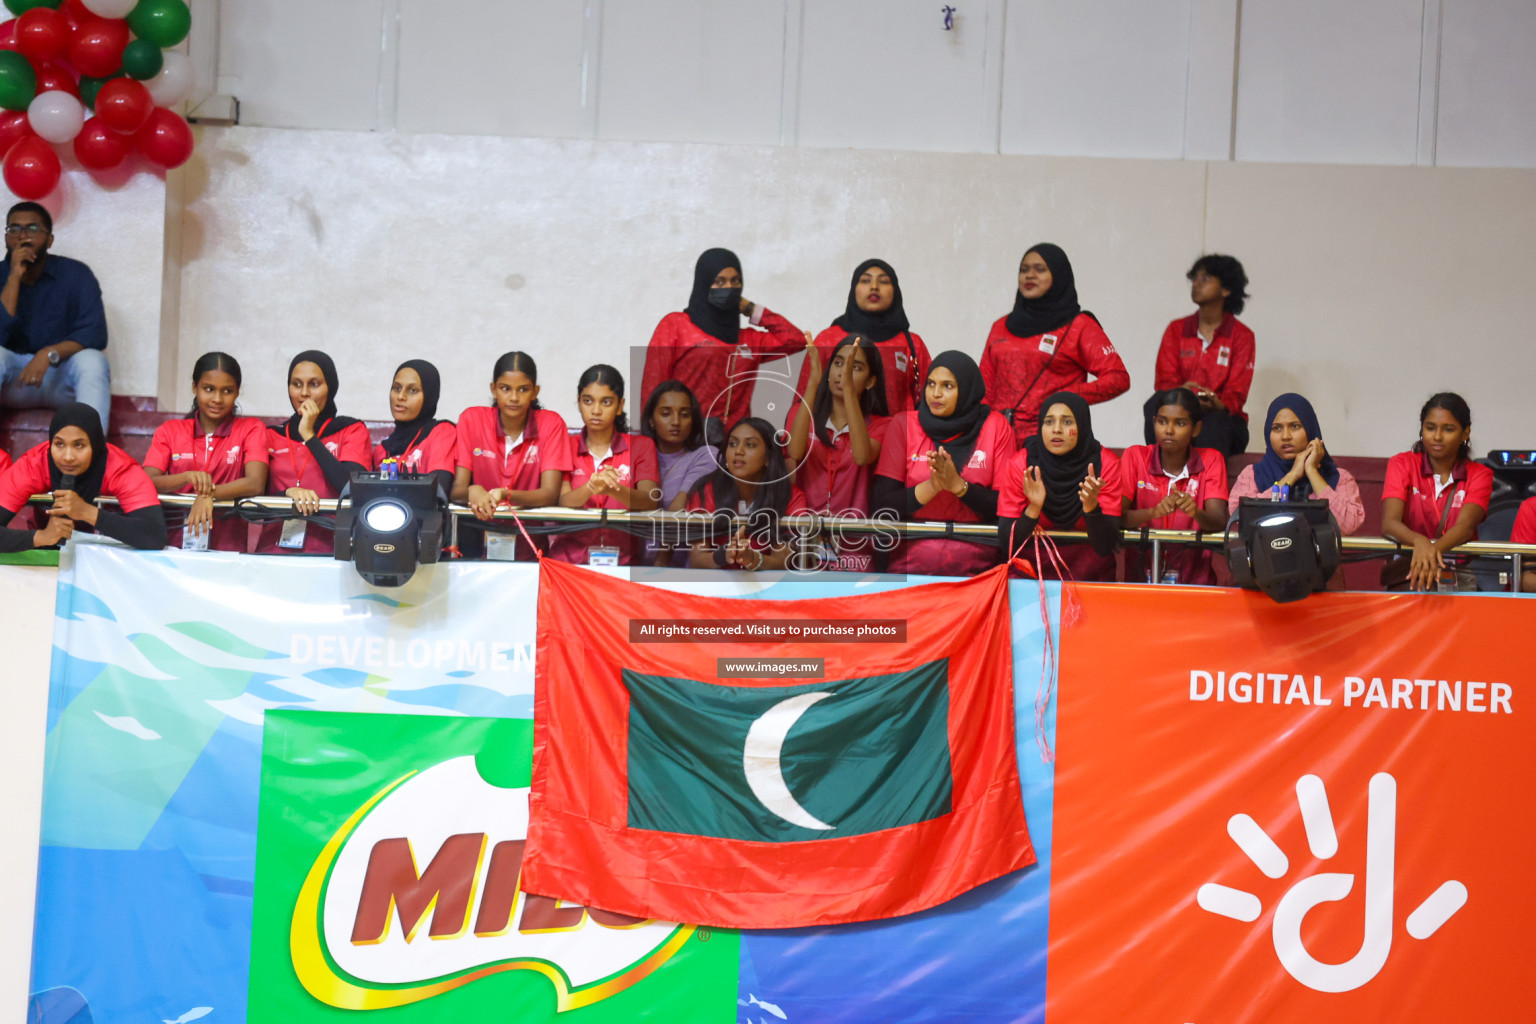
[{"left": 28, "top": 546, "right": 1534, "bottom": 1022}]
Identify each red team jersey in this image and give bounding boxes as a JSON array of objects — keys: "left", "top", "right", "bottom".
[
  {"left": 547, "top": 432, "right": 660, "bottom": 565},
  {"left": 998, "top": 446, "right": 1124, "bottom": 582},
  {"left": 455, "top": 406, "right": 575, "bottom": 560},
  {"left": 874, "top": 410, "right": 1015, "bottom": 577},
  {"left": 1116, "top": 443, "right": 1229, "bottom": 585},
  {"left": 793, "top": 326, "right": 932, "bottom": 416},
  {"left": 257, "top": 421, "right": 373, "bottom": 554},
  {"left": 0, "top": 443, "right": 162, "bottom": 537},
  {"left": 640, "top": 309, "right": 805, "bottom": 424},
  {"left": 372, "top": 421, "right": 458, "bottom": 476},
  {"left": 1152, "top": 313, "right": 1257, "bottom": 421},
  {"left": 1383, "top": 451, "right": 1495, "bottom": 542},
  {"left": 1511, "top": 497, "right": 1536, "bottom": 546},
  {"left": 794, "top": 414, "right": 891, "bottom": 518},
  {"left": 144, "top": 415, "right": 270, "bottom": 551},
  {"left": 980, "top": 313, "right": 1130, "bottom": 444}
]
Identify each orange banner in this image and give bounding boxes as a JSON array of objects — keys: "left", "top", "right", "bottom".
[{"left": 1048, "top": 585, "right": 1531, "bottom": 1023}]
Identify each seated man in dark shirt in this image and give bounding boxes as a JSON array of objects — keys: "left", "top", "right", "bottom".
[{"left": 0, "top": 202, "right": 111, "bottom": 430}]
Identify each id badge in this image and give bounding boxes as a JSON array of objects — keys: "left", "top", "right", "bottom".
[
  {"left": 181, "top": 523, "right": 210, "bottom": 552},
  {"left": 1038, "top": 333, "right": 1058, "bottom": 355},
  {"left": 587, "top": 546, "right": 620, "bottom": 567},
  {"left": 278, "top": 518, "right": 307, "bottom": 550},
  {"left": 485, "top": 533, "right": 518, "bottom": 561}
]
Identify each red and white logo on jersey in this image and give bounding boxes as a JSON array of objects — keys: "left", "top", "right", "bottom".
[
  {"left": 523, "top": 445, "right": 539, "bottom": 464},
  {"left": 966, "top": 450, "right": 987, "bottom": 471},
  {"left": 325, "top": 441, "right": 340, "bottom": 455},
  {"left": 227, "top": 445, "right": 242, "bottom": 465}
]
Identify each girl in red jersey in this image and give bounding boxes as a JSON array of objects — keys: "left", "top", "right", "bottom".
[
  {"left": 1511, "top": 497, "right": 1535, "bottom": 592},
  {"left": 374, "top": 359, "right": 456, "bottom": 495},
  {"left": 1117, "top": 387, "right": 1229, "bottom": 585},
  {"left": 793, "top": 259, "right": 931, "bottom": 415},
  {"left": 980, "top": 243, "right": 1129, "bottom": 445},
  {"left": 682, "top": 417, "right": 808, "bottom": 572},
  {"left": 1144, "top": 254, "right": 1255, "bottom": 457},
  {"left": 143, "top": 351, "right": 269, "bottom": 551},
  {"left": 872, "top": 351, "right": 1015, "bottom": 577},
  {"left": 1381, "top": 392, "right": 1494, "bottom": 591},
  {"left": 1230, "top": 394, "right": 1365, "bottom": 535},
  {"left": 257, "top": 350, "right": 373, "bottom": 555},
  {"left": 550, "top": 364, "right": 659, "bottom": 565},
  {"left": 639, "top": 247, "right": 804, "bottom": 432},
  {"left": 0, "top": 403, "right": 166, "bottom": 551},
  {"left": 451, "top": 351, "right": 573, "bottom": 559},
  {"left": 788, "top": 332, "right": 890, "bottom": 572},
  {"left": 997, "top": 391, "right": 1122, "bottom": 581}
]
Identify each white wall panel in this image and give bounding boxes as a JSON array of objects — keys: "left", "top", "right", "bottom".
[
  {"left": 395, "top": 0, "right": 591, "bottom": 138},
  {"left": 797, "top": 0, "right": 993, "bottom": 153},
  {"left": 174, "top": 127, "right": 1205, "bottom": 449},
  {"left": 1204, "top": 161, "right": 1536, "bottom": 455},
  {"left": 1234, "top": 0, "right": 1424, "bottom": 165},
  {"left": 1435, "top": 0, "right": 1536, "bottom": 168},
  {"left": 1000, "top": 0, "right": 1194, "bottom": 159},
  {"left": 596, "top": 0, "right": 788, "bottom": 145},
  {"left": 218, "top": 0, "right": 386, "bottom": 130}
]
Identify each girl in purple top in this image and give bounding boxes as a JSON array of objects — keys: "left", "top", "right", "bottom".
[{"left": 642, "top": 379, "right": 718, "bottom": 565}]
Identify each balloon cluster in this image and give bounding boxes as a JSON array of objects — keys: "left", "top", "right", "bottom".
[{"left": 0, "top": 0, "right": 194, "bottom": 199}]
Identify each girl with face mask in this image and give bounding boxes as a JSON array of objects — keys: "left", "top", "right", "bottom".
[{"left": 639, "top": 248, "right": 805, "bottom": 437}]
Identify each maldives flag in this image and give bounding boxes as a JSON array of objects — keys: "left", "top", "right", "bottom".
[{"left": 522, "top": 559, "right": 1035, "bottom": 929}]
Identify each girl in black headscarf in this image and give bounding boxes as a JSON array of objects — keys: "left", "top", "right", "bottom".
[
  {"left": 374, "top": 359, "right": 456, "bottom": 496},
  {"left": 257, "top": 350, "right": 372, "bottom": 554},
  {"left": 980, "top": 243, "right": 1130, "bottom": 445},
  {"left": 0, "top": 402, "right": 167, "bottom": 550},
  {"left": 640, "top": 247, "right": 804, "bottom": 433},
  {"left": 871, "top": 351, "right": 1016, "bottom": 576},
  {"left": 996, "top": 391, "right": 1123, "bottom": 581},
  {"left": 794, "top": 258, "right": 932, "bottom": 415}
]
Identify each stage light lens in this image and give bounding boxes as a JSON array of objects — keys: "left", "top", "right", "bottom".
[
  {"left": 364, "top": 501, "right": 409, "bottom": 533},
  {"left": 1257, "top": 514, "right": 1295, "bottom": 527}
]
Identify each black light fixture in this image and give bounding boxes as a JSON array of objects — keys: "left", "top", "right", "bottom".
[
  {"left": 334, "top": 472, "right": 447, "bottom": 587},
  {"left": 1224, "top": 498, "right": 1342, "bottom": 603}
]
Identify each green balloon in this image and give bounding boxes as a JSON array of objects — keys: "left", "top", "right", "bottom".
[
  {"left": 126, "top": 0, "right": 191, "bottom": 49},
  {"left": 121, "top": 38, "right": 164, "bottom": 81},
  {"left": 2, "top": 0, "right": 63, "bottom": 16},
  {"left": 0, "top": 51, "right": 36, "bottom": 113},
  {"left": 79, "top": 73, "right": 125, "bottom": 112}
]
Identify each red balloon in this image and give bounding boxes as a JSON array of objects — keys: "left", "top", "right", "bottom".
[
  {"left": 94, "top": 75, "right": 150, "bottom": 134},
  {"left": 33, "top": 62, "right": 78, "bottom": 98},
  {"left": 0, "top": 109, "right": 30, "bottom": 153},
  {"left": 58, "top": 0, "right": 93, "bottom": 32},
  {"left": 0, "top": 20, "right": 17, "bottom": 52},
  {"left": 134, "top": 106, "right": 191, "bottom": 168},
  {"left": 73, "top": 115, "right": 127, "bottom": 170},
  {"left": 3, "top": 135, "right": 61, "bottom": 200},
  {"left": 67, "top": 17, "right": 127, "bottom": 78},
  {"left": 15, "top": 8, "right": 69, "bottom": 64}
]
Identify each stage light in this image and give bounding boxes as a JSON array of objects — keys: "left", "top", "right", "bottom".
[
  {"left": 1224, "top": 498, "right": 1342, "bottom": 603},
  {"left": 334, "top": 473, "right": 448, "bottom": 587}
]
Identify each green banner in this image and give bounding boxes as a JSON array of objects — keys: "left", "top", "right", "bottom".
[{"left": 250, "top": 710, "right": 737, "bottom": 1022}]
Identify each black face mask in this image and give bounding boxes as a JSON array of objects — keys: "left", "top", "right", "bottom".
[{"left": 707, "top": 286, "right": 742, "bottom": 312}]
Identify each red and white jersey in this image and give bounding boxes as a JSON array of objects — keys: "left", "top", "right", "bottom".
[
  {"left": 0, "top": 442, "right": 160, "bottom": 514},
  {"left": 547, "top": 432, "right": 661, "bottom": 565},
  {"left": 998, "top": 446, "right": 1124, "bottom": 525},
  {"left": 1511, "top": 497, "right": 1536, "bottom": 546},
  {"left": 795, "top": 414, "right": 891, "bottom": 518},
  {"left": 1115, "top": 443, "right": 1227, "bottom": 530},
  {"left": 980, "top": 313, "right": 1130, "bottom": 443},
  {"left": 372, "top": 421, "right": 458, "bottom": 476},
  {"left": 1151, "top": 313, "right": 1256, "bottom": 422},
  {"left": 145, "top": 415, "right": 269, "bottom": 552},
  {"left": 793, "top": 325, "right": 932, "bottom": 415},
  {"left": 1383, "top": 451, "right": 1495, "bottom": 541},
  {"left": 454, "top": 406, "right": 575, "bottom": 493},
  {"left": 639, "top": 308, "right": 805, "bottom": 423}
]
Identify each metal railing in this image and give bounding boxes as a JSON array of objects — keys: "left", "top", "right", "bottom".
[{"left": 27, "top": 492, "right": 1535, "bottom": 591}]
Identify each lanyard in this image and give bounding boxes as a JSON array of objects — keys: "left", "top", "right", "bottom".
[{"left": 288, "top": 418, "right": 331, "bottom": 488}]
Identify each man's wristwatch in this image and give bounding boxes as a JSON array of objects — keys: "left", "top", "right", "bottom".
[{"left": 45, "top": 348, "right": 60, "bottom": 366}]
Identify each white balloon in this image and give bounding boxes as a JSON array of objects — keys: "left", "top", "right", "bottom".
[
  {"left": 27, "top": 90, "right": 84, "bottom": 145},
  {"left": 146, "top": 51, "right": 196, "bottom": 108},
  {"left": 81, "top": 0, "right": 138, "bottom": 17}
]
